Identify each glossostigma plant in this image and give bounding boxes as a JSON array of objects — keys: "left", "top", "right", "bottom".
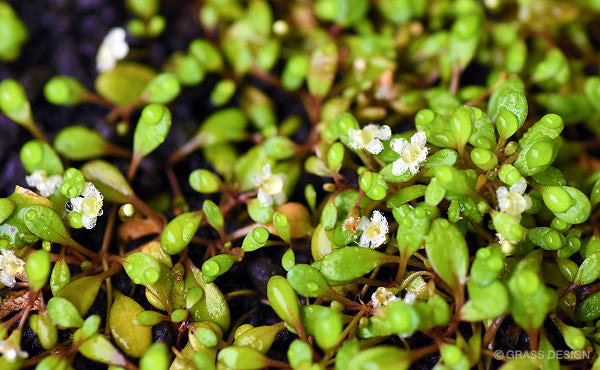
[{"left": 3, "top": 0, "right": 600, "bottom": 369}]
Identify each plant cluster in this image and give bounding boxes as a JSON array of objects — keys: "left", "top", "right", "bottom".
[{"left": 2, "top": 0, "right": 600, "bottom": 369}]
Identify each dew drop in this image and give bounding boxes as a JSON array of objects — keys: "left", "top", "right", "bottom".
[{"left": 25, "top": 209, "right": 38, "bottom": 221}]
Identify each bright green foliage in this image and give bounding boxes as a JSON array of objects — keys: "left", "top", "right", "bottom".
[{"left": 4, "top": 1, "right": 600, "bottom": 369}]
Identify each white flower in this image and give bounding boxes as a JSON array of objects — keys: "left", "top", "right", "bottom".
[
  {"left": 496, "top": 233, "right": 517, "bottom": 256},
  {"left": 252, "top": 164, "right": 286, "bottom": 206},
  {"left": 403, "top": 291, "right": 417, "bottom": 305},
  {"left": 371, "top": 287, "right": 399, "bottom": 308},
  {"left": 496, "top": 177, "right": 532, "bottom": 218},
  {"left": 96, "top": 27, "right": 129, "bottom": 72},
  {"left": 70, "top": 182, "right": 104, "bottom": 229},
  {"left": 390, "top": 131, "right": 428, "bottom": 176},
  {"left": 348, "top": 124, "right": 391, "bottom": 154},
  {"left": 357, "top": 210, "right": 388, "bottom": 249},
  {"left": 0, "top": 249, "right": 25, "bottom": 288},
  {"left": 25, "top": 170, "right": 62, "bottom": 197}
]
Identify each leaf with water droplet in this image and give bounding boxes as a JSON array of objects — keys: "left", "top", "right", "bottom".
[
  {"left": 201, "top": 254, "right": 237, "bottom": 283},
  {"left": 22, "top": 204, "right": 71, "bottom": 245},
  {"left": 133, "top": 104, "right": 172, "bottom": 159},
  {"left": 47, "top": 297, "right": 84, "bottom": 328},
  {"left": 160, "top": 211, "right": 203, "bottom": 255},
  {"left": 123, "top": 252, "right": 161, "bottom": 285},
  {"left": 81, "top": 160, "right": 132, "bottom": 203},
  {"left": 287, "top": 264, "right": 332, "bottom": 298},
  {"left": 50, "top": 256, "right": 70, "bottom": 296},
  {"left": 188, "top": 263, "right": 231, "bottom": 331}
]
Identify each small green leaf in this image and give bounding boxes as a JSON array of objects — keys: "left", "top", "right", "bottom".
[
  {"left": 460, "top": 280, "right": 509, "bottom": 321},
  {"left": 319, "top": 247, "right": 390, "bottom": 282},
  {"left": 25, "top": 249, "right": 50, "bottom": 291},
  {"left": 0, "top": 198, "right": 15, "bottom": 224},
  {"left": 217, "top": 347, "right": 269, "bottom": 370},
  {"left": 109, "top": 291, "right": 152, "bottom": 358},
  {"left": 49, "top": 256, "right": 70, "bottom": 296},
  {"left": 160, "top": 211, "right": 202, "bottom": 255},
  {"left": 133, "top": 104, "right": 172, "bottom": 158},
  {"left": 425, "top": 218, "right": 468, "bottom": 291},
  {"left": 81, "top": 160, "right": 133, "bottom": 203},
  {"left": 123, "top": 252, "right": 161, "bottom": 284},
  {"left": 22, "top": 204, "right": 71, "bottom": 245},
  {"left": 95, "top": 62, "right": 156, "bottom": 106},
  {"left": 29, "top": 312, "right": 57, "bottom": 350},
  {"left": 287, "top": 264, "right": 332, "bottom": 298},
  {"left": 189, "top": 169, "right": 221, "bottom": 193},
  {"left": 56, "top": 275, "right": 103, "bottom": 315},
  {"left": 142, "top": 73, "right": 180, "bottom": 104},
  {"left": 233, "top": 322, "right": 284, "bottom": 354},
  {"left": 266, "top": 275, "right": 302, "bottom": 333},
  {"left": 140, "top": 343, "right": 170, "bottom": 370},
  {"left": 574, "top": 251, "right": 600, "bottom": 285},
  {"left": 307, "top": 40, "right": 337, "bottom": 97},
  {"left": 54, "top": 126, "right": 128, "bottom": 160},
  {"left": 203, "top": 200, "right": 224, "bottom": 235},
  {"left": 78, "top": 334, "right": 127, "bottom": 367},
  {"left": 47, "top": 297, "right": 84, "bottom": 328}
]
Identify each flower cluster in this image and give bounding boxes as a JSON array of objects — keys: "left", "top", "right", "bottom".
[{"left": 96, "top": 27, "right": 129, "bottom": 72}]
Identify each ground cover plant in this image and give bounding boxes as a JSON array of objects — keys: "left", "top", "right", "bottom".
[{"left": 3, "top": 0, "right": 600, "bottom": 369}]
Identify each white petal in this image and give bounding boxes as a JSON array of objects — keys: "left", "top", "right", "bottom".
[
  {"left": 257, "top": 189, "right": 273, "bottom": 206},
  {"left": 70, "top": 196, "right": 83, "bottom": 213},
  {"left": 262, "top": 164, "right": 272, "bottom": 177},
  {"left": 358, "top": 234, "right": 371, "bottom": 248},
  {"left": 363, "top": 124, "right": 378, "bottom": 132},
  {"left": 408, "top": 162, "right": 420, "bottom": 175},
  {"left": 357, "top": 216, "right": 370, "bottom": 231},
  {"left": 403, "top": 291, "right": 416, "bottom": 304},
  {"left": 348, "top": 129, "right": 362, "bottom": 149},
  {"left": 523, "top": 195, "right": 533, "bottom": 211},
  {"left": 411, "top": 131, "right": 427, "bottom": 147},
  {"left": 510, "top": 177, "right": 528, "bottom": 195},
  {"left": 390, "top": 138, "right": 408, "bottom": 154},
  {"left": 377, "top": 125, "right": 392, "bottom": 140},
  {"left": 273, "top": 191, "right": 287, "bottom": 206},
  {"left": 83, "top": 182, "right": 102, "bottom": 200},
  {"left": 26, "top": 170, "right": 45, "bottom": 188},
  {"left": 108, "top": 27, "right": 126, "bottom": 40},
  {"left": 417, "top": 147, "right": 429, "bottom": 163},
  {"left": 0, "top": 272, "right": 15, "bottom": 288},
  {"left": 111, "top": 43, "right": 129, "bottom": 59},
  {"left": 371, "top": 211, "right": 388, "bottom": 234},
  {"left": 82, "top": 215, "right": 97, "bottom": 230},
  {"left": 371, "top": 234, "right": 386, "bottom": 249},
  {"left": 392, "top": 159, "right": 408, "bottom": 176},
  {"left": 252, "top": 174, "right": 262, "bottom": 187},
  {"left": 365, "top": 139, "right": 383, "bottom": 154},
  {"left": 496, "top": 187, "right": 509, "bottom": 202}
]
